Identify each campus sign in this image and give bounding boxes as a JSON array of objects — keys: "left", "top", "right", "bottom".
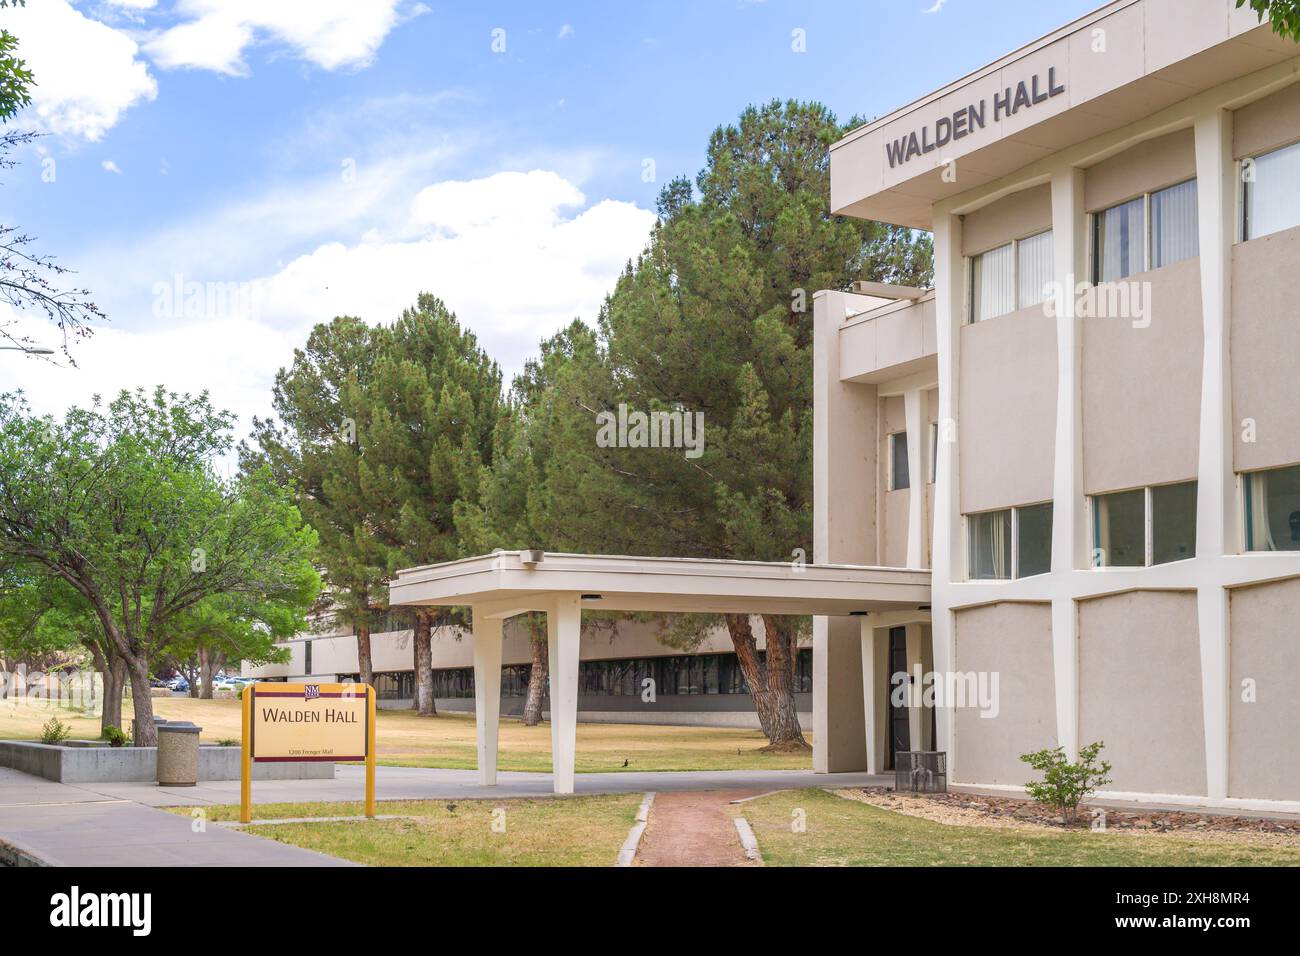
[
  {"left": 240, "top": 682, "right": 376, "bottom": 823},
  {"left": 885, "top": 67, "right": 1066, "bottom": 169}
]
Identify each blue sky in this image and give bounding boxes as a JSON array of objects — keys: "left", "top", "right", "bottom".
[{"left": 2, "top": 0, "right": 1101, "bottom": 438}]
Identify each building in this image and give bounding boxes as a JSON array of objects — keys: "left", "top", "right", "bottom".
[
  {"left": 818, "top": 0, "right": 1300, "bottom": 811},
  {"left": 244, "top": 607, "right": 815, "bottom": 729},
  {"left": 253, "top": 0, "right": 1300, "bottom": 809}
]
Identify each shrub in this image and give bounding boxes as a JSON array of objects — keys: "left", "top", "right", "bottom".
[
  {"left": 40, "top": 716, "right": 71, "bottom": 745},
  {"left": 1020, "top": 740, "right": 1112, "bottom": 824},
  {"left": 101, "top": 726, "right": 130, "bottom": 748},
  {"left": 216, "top": 737, "right": 239, "bottom": 747}
]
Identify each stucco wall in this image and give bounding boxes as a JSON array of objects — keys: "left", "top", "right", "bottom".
[
  {"left": 1078, "top": 590, "right": 1207, "bottom": 796},
  {"left": 961, "top": 184, "right": 1053, "bottom": 255},
  {"left": 1231, "top": 224, "right": 1300, "bottom": 472},
  {"left": 1228, "top": 577, "right": 1300, "bottom": 801},
  {"left": 1081, "top": 257, "right": 1203, "bottom": 493},
  {"left": 959, "top": 306, "right": 1057, "bottom": 513},
  {"left": 952, "top": 602, "right": 1056, "bottom": 786},
  {"left": 1233, "top": 79, "right": 1300, "bottom": 159},
  {"left": 1084, "top": 127, "right": 1196, "bottom": 211}
]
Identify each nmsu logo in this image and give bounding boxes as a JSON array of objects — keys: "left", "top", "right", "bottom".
[{"left": 304, "top": 684, "right": 321, "bottom": 700}]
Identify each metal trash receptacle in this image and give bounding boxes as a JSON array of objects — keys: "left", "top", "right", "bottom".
[{"left": 157, "top": 722, "right": 202, "bottom": 786}]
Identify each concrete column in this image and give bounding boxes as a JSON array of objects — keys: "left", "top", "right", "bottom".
[
  {"left": 812, "top": 289, "right": 875, "bottom": 773},
  {"left": 813, "top": 615, "right": 867, "bottom": 772},
  {"left": 546, "top": 594, "right": 582, "bottom": 794},
  {"left": 904, "top": 387, "right": 925, "bottom": 569},
  {"left": 858, "top": 618, "right": 882, "bottom": 774},
  {"left": 1049, "top": 164, "right": 1086, "bottom": 759},
  {"left": 929, "top": 210, "right": 963, "bottom": 760},
  {"left": 471, "top": 612, "right": 503, "bottom": 786},
  {"left": 1193, "top": 106, "right": 1236, "bottom": 802}
]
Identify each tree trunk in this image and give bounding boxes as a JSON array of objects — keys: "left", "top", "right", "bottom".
[
  {"left": 89, "top": 642, "right": 127, "bottom": 736},
  {"left": 127, "top": 660, "right": 157, "bottom": 746},
  {"left": 197, "top": 647, "right": 225, "bottom": 699},
  {"left": 356, "top": 623, "right": 374, "bottom": 690},
  {"left": 522, "top": 624, "right": 548, "bottom": 727},
  {"left": 102, "top": 656, "right": 127, "bottom": 736},
  {"left": 725, "top": 613, "right": 808, "bottom": 750},
  {"left": 412, "top": 609, "right": 436, "bottom": 716}
]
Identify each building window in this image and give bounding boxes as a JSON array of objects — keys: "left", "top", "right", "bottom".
[
  {"left": 1242, "top": 140, "right": 1300, "bottom": 241},
  {"left": 1092, "top": 481, "right": 1197, "bottom": 567},
  {"left": 1151, "top": 481, "right": 1198, "bottom": 564},
  {"left": 1092, "top": 180, "right": 1198, "bottom": 282},
  {"left": 967, "top": 503, "right": 1053, "bottom": 580},
  {"left": 1150, "top": 179, "right": 1199, "bottom": 268},
  {"left": 968, "top": 509, "right": 1011, "bottom": 579},
  {"left": 302, "top": 640, "right": 312, "bottom": 675},
  {"left": 1016, "top": 502, "right": 1054, "bottom": 578},
  {"left": 1017, "top": 230, "right": 1054, "bottom": 311},
  {"left": 889, "top": 431, "right": 910, "bottom": 490},
  {"left": 1243, "top": 464, "right": 1300, "bottom": 551},
  {"left": 970, "top": 229, "right": 1054, "bottom": 322}
]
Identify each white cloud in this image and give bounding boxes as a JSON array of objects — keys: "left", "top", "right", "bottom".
[
  {"left": 258, "top": 170, "right": 656, "bottom": 376},
  {"left": 12, "top": 169, "right": 655, "bottom": 449},
  {"left": 101, "top": 159, "right": 122, "bottom": 174},
  {"left": 923, "top": 0, "right": 949, "bottom": 13},
  {"left": 8, "top": 0, "right": 157, "bottom": 141},
  {"left": 145, "top": 0, "right": 413, "bottom": 75},
  {"left": 557, "top": 24, "right": 574, "bottom": 40}
]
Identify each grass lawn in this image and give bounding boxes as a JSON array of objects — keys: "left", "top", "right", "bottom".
[
  {"left": 733, "top": 789, "right": 1300, "bottom": 866},
  {"left": 168, "top": 795, "right": 640, "bottom": 866},
  {"left": 0, "top": 697, "right": 813, "bottom": 772}
]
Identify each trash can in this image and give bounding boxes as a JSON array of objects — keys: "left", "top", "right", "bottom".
[
  {"left": 132, "top": 716, "right": 168, "bottom": 742},
  {"left": 157, "top": 722, "right": 202, "bottom": 786}
]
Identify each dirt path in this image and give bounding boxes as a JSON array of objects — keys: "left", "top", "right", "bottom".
[{"left": 634, "top": 790, "right": 759, "bottom": 867}]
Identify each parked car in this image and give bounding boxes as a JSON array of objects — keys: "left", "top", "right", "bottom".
[{"left": 168, "top": 676, "right": 189, "bottom": 693}]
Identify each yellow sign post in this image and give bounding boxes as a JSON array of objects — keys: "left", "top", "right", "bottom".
[{"left": 240, "top": 682, "right": 376, "bottom": 824}]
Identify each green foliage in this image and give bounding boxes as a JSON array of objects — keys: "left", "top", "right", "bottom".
[
  {"left": 0, "top": 386, "right": 320, "bottom": 728},
  {"left": 39, "top": 714, "right": 70, "bottom": 744},
  {"left": 0, "top": 1, "right": 33, "bottom": 124},
  {"left": 1020, "top": 741, "right": 1113, "bottom": 824},
  {"left": 101, "top": 725, "right": 129, "bottom": 748},
  {"left": 1237, "top": 0, "right": 1300, "bottom": 42}
]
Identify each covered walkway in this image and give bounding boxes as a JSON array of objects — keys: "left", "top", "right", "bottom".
[{"left": 388, "top": 551, "right": 931, "bottom": 793}]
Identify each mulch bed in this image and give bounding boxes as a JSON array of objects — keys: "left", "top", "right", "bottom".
[{"left": 860, "top": 786, "right": 1300, "bottom": 835}]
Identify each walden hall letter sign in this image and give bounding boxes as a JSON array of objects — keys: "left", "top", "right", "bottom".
[{"left": 240, "top": 682, "right": 376, "bottom": 823}]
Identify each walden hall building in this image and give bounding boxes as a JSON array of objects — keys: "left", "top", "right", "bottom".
[{"left": 248, "top": 0, "right": 1300, "bottom": 811}]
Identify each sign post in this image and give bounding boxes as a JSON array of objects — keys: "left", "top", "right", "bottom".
[{"left": 240, "top": 682, "right": 376, "bottom": 824}]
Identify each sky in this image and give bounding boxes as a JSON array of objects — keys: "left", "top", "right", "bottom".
[{"left": 0, "top": 0, "right": 1102, "bottom": 446}]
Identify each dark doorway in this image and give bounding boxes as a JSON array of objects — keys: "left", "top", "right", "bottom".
[{"left": 885, "top": 626, "right": 910, "bottom": 770}]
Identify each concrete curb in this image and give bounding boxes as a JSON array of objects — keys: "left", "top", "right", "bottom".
[
  {"left": 732, "top": 816, "right": 763, "bottom": 864},
  {"left": 0, "top": 835, "right": 49, "bottom": 867},
  {"left": 616, "top": 791, "right": 656, "bottom": 867}
]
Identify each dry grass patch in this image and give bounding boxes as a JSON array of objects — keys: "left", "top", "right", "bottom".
[
  {"left": 1, "top": 698, "right": 812, "bottom": 772},
  {"left": 169, "top": 795, "right": 640, "bottom": 866}
]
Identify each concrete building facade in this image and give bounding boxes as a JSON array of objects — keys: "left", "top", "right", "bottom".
[{"left": 819, "top": 0, "right": 1300, "bottom": 811}]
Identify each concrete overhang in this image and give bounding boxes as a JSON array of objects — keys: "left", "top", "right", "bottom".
[
  {"left": 831, "top": 0, "right": 1300, "bottom": 229},
  {"left": 389, "top": 551, "right": 931, "bottom": 617}
]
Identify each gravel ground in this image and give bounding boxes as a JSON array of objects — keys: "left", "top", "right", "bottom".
[{"left": 832, "top": 787, "right": 1300, "bottom": 849}]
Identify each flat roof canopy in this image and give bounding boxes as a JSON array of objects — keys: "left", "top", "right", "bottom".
[{"left": 389, "top": 551, "right": 931, "bottom": 617}]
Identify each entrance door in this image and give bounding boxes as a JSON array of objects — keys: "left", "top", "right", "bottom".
[{"left": 885, "top": 626, "right": 910, "bottom": 770}]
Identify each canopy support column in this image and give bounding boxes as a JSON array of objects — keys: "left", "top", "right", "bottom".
[
  {"left": 472, "top": 611, "right": 504, "bottom": 786},
  {"left": 547, "top": 593, "right": 582, "bottom": 794}
]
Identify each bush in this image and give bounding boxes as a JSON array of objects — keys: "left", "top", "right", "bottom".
[
  {"left": 1020, "top": 740, "right": 1112, "bottom": 824},
  {"left": 40, "top": 716, "right": 71, "bottom": 745},
  {"left": 101, "top": 725, "right": 130, "bottom": 748}
]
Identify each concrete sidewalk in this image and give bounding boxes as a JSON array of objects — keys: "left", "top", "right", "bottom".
[
  {"left": 0, "top": 768, "right": 355, "bottom": 867},
  {"left": 73, "top": 765, "right": 893, "bottom": 807}
]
